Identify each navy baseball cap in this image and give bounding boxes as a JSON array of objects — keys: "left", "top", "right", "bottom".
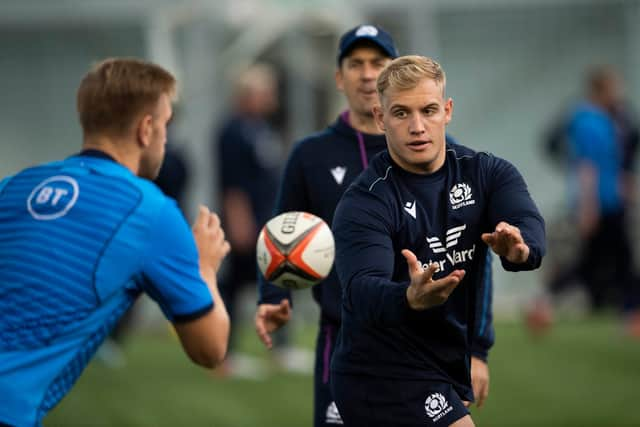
[{"left": 337, "top": 24, "right": 399, "bottom": 65}]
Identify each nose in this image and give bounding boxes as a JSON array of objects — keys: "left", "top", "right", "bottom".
[
  {"left": 361, "top": 63, "right": 377, "bottom": 81},
  {"left": 408, "top": 114, "right": 426, "bottom": 136}
]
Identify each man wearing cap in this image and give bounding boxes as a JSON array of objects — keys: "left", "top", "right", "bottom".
[{"left": 254, "top": 26, "right": 494, "bottom": 426}]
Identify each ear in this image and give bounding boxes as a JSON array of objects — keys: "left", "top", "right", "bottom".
[
  {"left": 136, "top": 114, "right": 153, "bottom": 147},
  {"left": 373, "top": 104, "right": 385, "bottom": 131},
  {"left": 335, "top": 68, "right": 344, "bottom": 92},
  {"left": 444, "top": 98, "right": 454, "bottom": 125}
]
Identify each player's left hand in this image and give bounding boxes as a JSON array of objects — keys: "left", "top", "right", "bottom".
[
  {"left": 255, "top": 299, "right": 292, "bottom": 349},
  {"left": 481, "top": 221, "right": 529, "bottom": 264},
  {"left": 470, "top": 356, "right": 490, "bottom": 409}
]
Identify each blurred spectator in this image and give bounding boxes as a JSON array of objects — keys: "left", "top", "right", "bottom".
[
  {"left": 155, "top": 141, "right": 190, "bottom": 213},
  {"left": 529, "top": 65, "right": 640, "bottom": 335},
  {"left": 214, "top": 63, "right": 304, "bottom": 377}
]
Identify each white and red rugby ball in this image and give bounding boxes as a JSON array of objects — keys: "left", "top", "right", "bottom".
[{"left": 256, "top": 211, "right": 335, "bottom": 290}]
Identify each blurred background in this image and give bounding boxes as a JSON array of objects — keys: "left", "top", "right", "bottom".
[{"left": 2, "top": 0, "right": 640, "bottom": 425}]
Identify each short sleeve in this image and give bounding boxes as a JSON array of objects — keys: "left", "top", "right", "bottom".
[{"left": 141, "top": 200, "right": 213, "bottom": 322}]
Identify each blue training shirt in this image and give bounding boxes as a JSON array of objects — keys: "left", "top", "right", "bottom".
[
  {"left": 568, "top": 102, "right": 623, "bottom": 215},
  {"left": 330, "top": 144, "right": 545, "bottom": 401},
  {"left": 0, "top": 151, "right": 213, "bottom": 427}
]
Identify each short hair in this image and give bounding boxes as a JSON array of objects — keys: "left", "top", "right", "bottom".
[
  {"left": 77, "top": 58, "right": 176, "bottom": 137},
  {"left": 377, "top": 55, "right": 446, "bottom": 99},
  {"left": 586, "top": 64, "right": 618, "bottom": 96}
]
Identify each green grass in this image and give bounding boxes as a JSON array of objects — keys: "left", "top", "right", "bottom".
[{"left": 47, "top": 316, "right": 640, "bottom": 426}]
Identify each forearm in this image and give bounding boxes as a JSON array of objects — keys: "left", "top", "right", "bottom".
[
  {"left": 343, "top": 275, "right": 411, "bottom": 327},
  {"left": 174, "top": 267, "right": 229, "bottom": 369},
  {"left": 201, "top": 267, "right": 230, "bottom": 345}
]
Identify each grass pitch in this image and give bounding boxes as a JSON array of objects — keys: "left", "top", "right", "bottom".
[{"left": 47, "top": 315, "right": 640, "bottom": 426}]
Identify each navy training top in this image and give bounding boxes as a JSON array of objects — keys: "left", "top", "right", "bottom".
[
  {"left": 257, "top": 116, "right": 496, "bottom": 359},
  {"left": 330, "top": 144, "right": 545, "bottom": 401}
]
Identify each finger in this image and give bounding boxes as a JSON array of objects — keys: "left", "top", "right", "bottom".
[
  {"left": 208, "top": 211, "right": 220, "bottom": 229},
  {"left": 255, "top": 311, "right": 273, "bottom": 349},
  {"left": 476, "top": 391, "right": 486, "bottom": 409},
  {"left": 279, "top": 299, "right": 291, "bottom": 316},
  {"left": 194, "top": 205, "right": 209, "bottom": 230},
  {"left": 481, "top": 233, "right": 495, "bottom": 245},
  {"left": 479, "top": 381, "right": 489, "bottom": 408},
  {"left": 216, "top": 227, "right": 226, "bottom": 245},
  {"left": 494, "top": 221, "right": 509, "bottom": 233},
  {"left": 472, "top": 383, "right": 480, "bottom": 407},
  {"left": 429, "top": 270, "right": 465, "bottom": 296},
  {"left": 420, "top": 262, "right": 439, "bottom": 282},
  {"left": 497, "top": 226, "right": 520, "bottom": 243},
  {"left": 462, "top": 401, "right": 471, "bottom": 408},
  {"left": 401, "top": 249, "right": 423, "bottom": 275},
  {"left": 221, "top": 240, "right": 231, "bottom": 257}
]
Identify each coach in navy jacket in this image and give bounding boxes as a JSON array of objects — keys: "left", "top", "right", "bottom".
[{"left": 330, "top": 56, "right": 545, "bottom": 427}]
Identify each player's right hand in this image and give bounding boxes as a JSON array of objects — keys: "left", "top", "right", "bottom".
[
  {"left": 255, "top": 299, "right": 291, "bottom": 349},
  {"left": 402, "top": 249, "right": 465, "bottom": 311},
  {"left": 192, "top": 205, "right": 230, "bottom": 274},
  {"left": 470, "top": 356, "right": 490, "bottom": 409}
]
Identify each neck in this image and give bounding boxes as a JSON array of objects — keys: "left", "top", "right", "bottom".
[
  {"left": 347, "top": 109, "right": 383, "bottom": 135},
  {"left": 389, "top": 147, "right": 446, "bottom": 175},
  {"left": 82, "top": 135, "right": 140, "bottom": 175}
]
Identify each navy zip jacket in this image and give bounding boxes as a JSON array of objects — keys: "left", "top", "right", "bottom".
[
  {"left": 257, "top": 115, "right": 386, "bottom": 324},
  {"left": 330, "top": 145, "right": 545, "bottom": 401}
]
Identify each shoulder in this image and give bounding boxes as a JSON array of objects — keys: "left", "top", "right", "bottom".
[
  {"left": 446, "top": 142, "right": 486, "bottom": 160},
  {"left": 78, "top": 157, "right": 170, "bottom": 209},
  {"left": 445, "top": 143, "right": 523, "bottom": 187},
  {"left": 353, "top": 152, "right": 397, "bottom": 198},
  {"left": 284, "top": 126, "right": 344, "bottom": 170},
  {"left": 290, "top": 126, "right": 339, "bottom": 154},
  {"left": 446, "top": 143, "right": 505, "bottom": 169}
]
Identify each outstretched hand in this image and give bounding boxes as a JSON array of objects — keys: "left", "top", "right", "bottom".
[
  {"left": 255, "top": 299, "right": 292, "bottom": 349},
  {"left": 481, "top": 221, "right": 529, "bottom": 264},
  {"left": 402, "top": 249, "right": 465, "bottom": 311}
]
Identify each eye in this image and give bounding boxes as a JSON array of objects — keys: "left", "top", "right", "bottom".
[
  {"left": 373, "top": 60, "right": 387, "bottom": 69},
  {"left": 423, "top": 106, "right": 438, "bottom": 116},
  {"left": 393, "top": 110, "right": 407, "bottom": 119}
]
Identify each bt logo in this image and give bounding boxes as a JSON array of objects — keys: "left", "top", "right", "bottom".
[{"left": 27, "top": 176, "right": 79, "bottom": 220}]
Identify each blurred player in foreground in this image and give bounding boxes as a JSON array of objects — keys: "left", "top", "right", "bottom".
[
  {"left": 255, "top": 25, "right": 494, "bottom": 426},
  {"left": 330, "top": 55, "right": 545, "bottom": 426},
  {"left": 0, "top": 58, "right": 230, "bottom": 427}
]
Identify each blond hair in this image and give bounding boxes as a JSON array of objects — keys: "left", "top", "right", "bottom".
[
  {"left": 377, "top": 55, "right": 446, "bottom": 99},
  {"left": 77, "top": 57, "right": 176, "bottom": 138}
]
